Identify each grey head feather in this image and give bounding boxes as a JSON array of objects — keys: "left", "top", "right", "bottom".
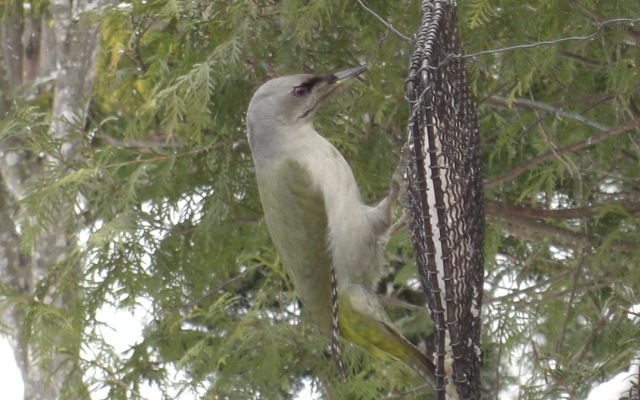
[
  {"left": 246, "top": 68, "right": 366, "bottom": 157},
  {"left": 247, "top": 74, "right": 322, "bottom": 151}
]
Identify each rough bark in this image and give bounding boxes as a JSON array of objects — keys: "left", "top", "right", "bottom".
[{"left": 0, "top": 1, "right": 108, "bottom": 398}]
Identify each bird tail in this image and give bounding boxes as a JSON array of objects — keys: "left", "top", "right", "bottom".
[
  {"left": 393, "top": 328, "right": 437, "bottom": 388},
  {"left": 338, "top": 285, "right": 436, "bottom": 387},
  {"left": 359, "top": 319, "right": 437, "bottom": 387}
]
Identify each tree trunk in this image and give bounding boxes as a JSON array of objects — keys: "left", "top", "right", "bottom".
[{"left": 0, "top": 1, "right": 108, "bottom": 398}]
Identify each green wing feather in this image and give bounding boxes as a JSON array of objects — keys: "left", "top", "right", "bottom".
[{"left": 257, "top": 159, "right": 334, "bottom": 337}]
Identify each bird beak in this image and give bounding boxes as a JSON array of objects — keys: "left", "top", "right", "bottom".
[
  {"left": 332, "top": 66, "right": 367, "bottom": 82},
  {"left": 298, "top": 66, "right": 366, "bottom": 120},
  {"left": 320, "top": 66, "right": 367, "bottom": 93}
]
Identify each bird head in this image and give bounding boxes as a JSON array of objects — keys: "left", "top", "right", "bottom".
[{"left": 247, "top": 66, "right": 366, "bottom": 150}]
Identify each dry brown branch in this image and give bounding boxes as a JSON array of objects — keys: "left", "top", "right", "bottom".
[
  {"left": 484, "top": 198, "right": 640, "bottom": 219},
  {"left": 485, "top": 200, "right": 637, "bottom": 252},
  {"left": 487, "top": 96, "right": 611, "bottom": 131},
  {"left": 550, "top": 92, "right": 616, "bottom": 109},
  {"left": 486, "top": 118, "right": 640, "bottom": 188}
]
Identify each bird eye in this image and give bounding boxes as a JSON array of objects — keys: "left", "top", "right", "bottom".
[{"left": 292, "top": 86, "right": 308, "bottom": 97}]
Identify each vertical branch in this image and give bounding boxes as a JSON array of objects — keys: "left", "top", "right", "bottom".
[
  {"left": 405, "top": 1, "right": 484, "bottom": 399},
  {"left": 50, "top": 0, "right": 105, "bottom": 157},
  {"left": 0, "top": 0, "right": 24, "bottom": 114},
  {"left": 0, "top": 1, "right": 110, "bottom": 398}
]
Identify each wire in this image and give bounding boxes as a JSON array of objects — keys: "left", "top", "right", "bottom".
[
  {"left": 356, "top": 0, "right": 412, "bottom": 42},
  {"left": 461, "top": 17, "right": 640, "bottom": 59},
  {"left": 357, "top": 0, "right": 639, "bottom": 60}
]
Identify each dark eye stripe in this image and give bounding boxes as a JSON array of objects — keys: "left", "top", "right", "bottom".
[
  {"left": 292, "top": 75, "right": 326, "bottom": 97},
  {"left": 301, "top": 76, "right": 323, "bottom": 90}
]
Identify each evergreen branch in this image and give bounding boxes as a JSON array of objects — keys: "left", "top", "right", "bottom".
[
  {"left": 549, "top": 91, "right": 616, "bottom": 109},
  {"left": 467, "top": 0, "right": 496, "bottom": 29},
  {"left": 96, "top": 132, "right": 181, "bottom": 150},
  {"left": 356, "top": 0, "right": 412, "bottom": 42},
  {"left": 184, "top": 264, "right": 261, "bottom": 309},
  {"left": 491, "top": 273, "right": 628, "bottom": 307},
  {"left": 557, "top": 50, "right": 603, "bottom": 66},
  {"left": 385, "top": 383, "right": 430, "bottom": 399},
  {"left": 623, "top": 309, "right": 640, "bottom": 320},
  {"left": 83, "top": 357, "right": 150, "bottom": 400},
  {"left": 125, "top": 14, "right": 149, "bottom": 75},
  {"left": 486, "top": 118, "right": 640, "bottom": 188},
  {"left": 98, "top": 143, "right": 222, "bottom": 169},
  {"left": 487, "top": 258, "right": 632, "bottom": 307},
  {"left": 485, "top": 263, "right": 576, "bottom": 304},
  {"left": 554, "top": 251, "right": 586, "bottom": 353},
  {"left": 571, "top": 299, "right": 608, "bottom": 365},
  {"left": 484, "top": 199, "right": 640, "bottom": 220},
  {"left": 461, "top": 17, "right": 640, "bottom": 59},
  {"left": 485, "top": 201, "right": 637, "bottom": 253},
  {"left": 487, "top": 96, "right": 611, "bottom": 131},
  {"left": 378, "top": 295, "right": 426, "bottom": 313}
]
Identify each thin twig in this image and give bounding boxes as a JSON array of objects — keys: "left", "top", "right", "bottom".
[
  {"left": 486, "top": 266, "right": 575, "bottom": 303},
  {"left": 557, "top": 50, "right": 602, "bottom": 66},
  {"left": 378, "top": 295, "right": 426, "bottom": 313},
  {"left": 486, "top": 118, "right": 640, "bottom": 188},
  {"left": 385, "top": 382, "right": 430, "bottom": 399},
  {"left": 623, "top": 309, "right": 640, "bottom": 320},
  {"left": 127, "top": 14, "right": 149, "bottom": 74},
  {"left": 550, "top": 92, "right": 616, "bottom": 109},
  {"left": 484, "top": 199, "right": 640, "bottom": 220},
  {"left": 554, "top": 251, "right": 587, "bottom": 354},
  {"left": 96, "top": 132, "right": 180, "bottom": 149},
  {"left": 84, "top": 357, "right": 150, "bottom": 400},
  {"left": 488, "top": 96, "right": 611, "bottom": 132},
  {"left": 184, "top": 264, "right": 261, "bottom": 308},
  {"left": 388, "top": 211, "right": 407, "bottom": 237},
  {"left": 486, "top": 210, "right": 637, "bottom": 253}
]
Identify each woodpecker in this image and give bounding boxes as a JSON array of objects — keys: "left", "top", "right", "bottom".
[{"left": 246, "top": 67, "right": 435, "bottom": 386}]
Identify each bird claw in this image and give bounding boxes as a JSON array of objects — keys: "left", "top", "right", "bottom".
[{"left": 390, "top": 144, "right": 411, "bottom": 209}]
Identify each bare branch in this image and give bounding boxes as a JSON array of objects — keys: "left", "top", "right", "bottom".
[
  {"left": 487, "top": 96, "right": 611, "bottom": 131},
  {"left": 554, "top": 252, "right": 587, "bottom": 353},
  {"left": 125, "top": 14, "right": 149, "bottom": 75},
  {"left": 385, "top": 383, "right": 430, "bottom": 399},
  {"left": 184, "top": 264, "right": 261, "bottom": 309},
  {"left": 485, "top": 200, "right": 637, "bottom": 252},
  {"left": 83, "top": 357, "right": 150, "bottom": 400},
  {"left": 488, "top": 261, "right": 630, "bottom": 305},
  {"left": 550, "top": 92, "right": 615, "bottom": 109},
  {"left": 486, "top": 118, "right": 640, "bottom": 188},
  {"left": 484, "top": 199, "right": 640, "bottom": 220},
  {"left": 96, "top": 132, "right": 180, "bottom": 150},
  {"left": 557, "top": 50, "right": 603, "bottom": 66},
  {"left": 378, "top": 295, "right": 426, "bottom": 313}
]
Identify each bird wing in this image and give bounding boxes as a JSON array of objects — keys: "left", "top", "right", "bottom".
[
  {"left": 257, "top": 159, "right": 334, "bottom": 337},
  {"left": 339, "top": 284, "right": 436, "bottom": 387}
]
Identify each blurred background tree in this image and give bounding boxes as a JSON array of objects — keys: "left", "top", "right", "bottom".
[{"left": 0, "top": 0, "right": 638, "bottom": 399}]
